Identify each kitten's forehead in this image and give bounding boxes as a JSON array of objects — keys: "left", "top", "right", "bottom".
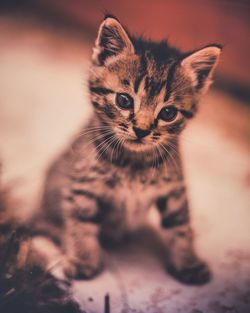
[
  {"left": 107, "top": 53, "right": 174, "bottom": 103},
  {"left": 107, "top": 54, "right": 142, "bottom": 82}
]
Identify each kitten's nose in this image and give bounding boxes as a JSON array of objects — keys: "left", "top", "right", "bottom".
[{"left": 133, "top": 127, "right": 151, "bottom": 139}]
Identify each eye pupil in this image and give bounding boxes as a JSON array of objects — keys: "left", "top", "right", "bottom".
[
  {"left": 159, "top": 106, "right": 177, "bottom": 122},
  {"left": 116, "top": 93, "right": 133, "bottom": 110}
]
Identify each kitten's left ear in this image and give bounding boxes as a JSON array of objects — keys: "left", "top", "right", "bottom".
[
  {"left": 92, "top": 16, "right": 134, "bottom": 65},
  {"left": 181, "top": 45, "right": 222, "bottom": 92}
]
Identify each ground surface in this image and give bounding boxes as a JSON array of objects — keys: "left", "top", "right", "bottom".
[{"left": 0, "top": 16, "right": 250, "bottom": 313}]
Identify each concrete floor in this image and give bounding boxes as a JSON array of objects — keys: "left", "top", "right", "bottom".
[{"left": 0, "top": 15, "right": 250, "bottom": 313}]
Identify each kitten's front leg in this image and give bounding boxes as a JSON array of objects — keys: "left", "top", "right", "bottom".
[
  {"left": 63, "top": 194, "right": 103, "bottom": 280},
  {"left": 157, "top": 185, "right": 211, "bottom": 285}
]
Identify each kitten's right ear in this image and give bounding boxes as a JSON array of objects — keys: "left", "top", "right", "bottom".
[{"left": 92, "top": 16, "right": 134, "bottom": 65}]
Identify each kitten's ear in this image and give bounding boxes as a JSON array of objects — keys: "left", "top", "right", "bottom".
[
  {"left": 181, "top": 45, "right": 222, "bottom": 92},
  {"left": 92, "top": 16, "right": 134, "bottom": 65}
]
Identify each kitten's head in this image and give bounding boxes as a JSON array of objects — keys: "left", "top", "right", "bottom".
[{"left": 89, "top": 16, "right": 222, "bottom": 156}]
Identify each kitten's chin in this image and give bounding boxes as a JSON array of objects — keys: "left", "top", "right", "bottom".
[{"left": 123, "top": 138, "right": 154, "bottom": 153}]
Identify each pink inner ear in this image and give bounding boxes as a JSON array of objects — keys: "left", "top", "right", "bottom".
[
  {"left": 182, "top": 46, "right": 221, "bottom": 71},
  {"left": 99, "top": 24, "right": 126, "bottom": 53},
  {"left": 181, "top": 46, "right": 221, "bottom": 90},
  {"left": 93, "top": 18, "right": 134, "bottom": 65}
]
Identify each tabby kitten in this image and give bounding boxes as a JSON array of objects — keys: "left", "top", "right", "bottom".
[{"left": 29, "top": 16, "right": 222, "bottom": 285}]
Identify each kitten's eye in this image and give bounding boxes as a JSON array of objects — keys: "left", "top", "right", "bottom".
[
  {"left": 116, "top": 93, "right": 133, "bottom": 110},
  {"left": 158, "top": 106, "right": 178, "bottom": 122}
]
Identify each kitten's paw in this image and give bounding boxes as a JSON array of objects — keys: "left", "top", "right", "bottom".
[
  {"left": 64, "top": 257, "right": 103, "bottom": 280},
  {"left": 63, "top": 250, "right": 103, "bottom": 280},
  {"left": 167, "top": 261, "right": 211, "bottom": 285}
]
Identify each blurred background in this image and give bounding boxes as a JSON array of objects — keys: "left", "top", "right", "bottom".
[
  {"left": 1, "top": 0, "right": 250, "bottom": 94},
  {"left": 0, "top": 1, "right": 249, "bottom": 312}
]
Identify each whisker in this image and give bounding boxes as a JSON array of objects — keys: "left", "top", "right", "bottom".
[
  {"left": 159, "top": 142, "right": 180, "bottom": 173},
  {"left": 97, "top": 135, "right": 118, "bottom": 161},
  {"left": 110, "top": 136, "right": 120, "bottom": 163},
  {"left": 76, "top": 126, "right": 111, "bottom": 138},
  {"left": 72, "top": 129, "right": 112, "bottom": 151},
  {"left": 72, "top": 131, "right": 115, "bottom": 165},
  {"left": 70, "top": 129, "right": 114, "bottom": 156},
  {"left": 88, "top": 133, "right": 115, "bottom": 160}
]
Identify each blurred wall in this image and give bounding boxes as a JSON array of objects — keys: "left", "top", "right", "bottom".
[
  {"left": 1, "top": 0, "right": 250, "bottom": 101},
  {"left": 34, "top": 0, "right": 250, "bottom": 88}
]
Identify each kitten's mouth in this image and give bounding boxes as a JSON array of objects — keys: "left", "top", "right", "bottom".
[
  {"left": 123, "top": 137, "right": 154, "bottom": 152},
  {"left": 127, "top": 138, "right": 145, "bottom": 145}
]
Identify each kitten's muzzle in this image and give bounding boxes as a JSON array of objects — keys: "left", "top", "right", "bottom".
[{"left": 133, "top": 127, "right": 151, "bottom": 139}]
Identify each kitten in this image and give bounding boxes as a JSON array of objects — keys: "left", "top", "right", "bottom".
[{"left": 27, "top": 15, "right": 222, "bottom": 285}]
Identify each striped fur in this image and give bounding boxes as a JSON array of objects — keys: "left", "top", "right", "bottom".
[{"left": 27, "top": 16, "right": 221, "bottom": 285}]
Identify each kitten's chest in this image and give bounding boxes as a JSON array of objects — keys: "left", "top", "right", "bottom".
[
  {"left": 105, "top": 168, "right": 174, "bottom": 229},
  {"left": 113, "top": 180, "right": 153, "bottom": 229}
]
